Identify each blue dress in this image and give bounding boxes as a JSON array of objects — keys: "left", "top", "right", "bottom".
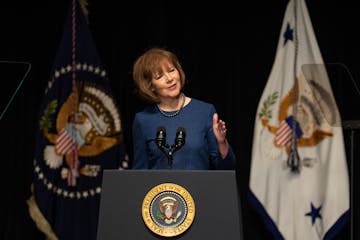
[{"left": 132, "top": 98, "right": 236, "bottom": 170}]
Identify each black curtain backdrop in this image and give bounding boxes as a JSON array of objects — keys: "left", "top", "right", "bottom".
[{"left": 1, "top": 1, "right": 359, "bottom": 239}]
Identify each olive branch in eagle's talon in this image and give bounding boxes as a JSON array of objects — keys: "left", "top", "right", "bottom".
[{"left": 259, "top": 91, "right": 279, "bottom": 119}]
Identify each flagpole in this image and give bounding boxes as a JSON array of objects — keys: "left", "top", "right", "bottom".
[{"left": 342, "top": 120, "right": 360, "bottom": 240}]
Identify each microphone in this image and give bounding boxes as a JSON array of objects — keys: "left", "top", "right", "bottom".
[
  {"left": 156, "top": 126, "right": 167, "bottom": 151},
  {"left": 174, "top": 127, "right": 186, "bottom": 151},
  {"left": 156, "top": 126, "right": 172, "bottom": 168}
]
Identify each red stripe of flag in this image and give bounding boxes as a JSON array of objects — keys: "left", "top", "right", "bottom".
[
  {"left": 56, "top": 128, "right": 76, "bottom": 155},
  {"left": 275, "top": 120, "right": 292, "bottom": 146}
]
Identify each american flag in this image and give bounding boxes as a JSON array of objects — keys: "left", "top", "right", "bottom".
[
  {"left": 55, "top": 124, "right": 80, "bottom": 155},
  {"left": 275, "top": 116, "right": 303, "bottom": 147}
]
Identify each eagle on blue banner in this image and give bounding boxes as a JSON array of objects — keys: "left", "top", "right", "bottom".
[{"left": 27, "top": 1, "right": 128, "bottom": 239}]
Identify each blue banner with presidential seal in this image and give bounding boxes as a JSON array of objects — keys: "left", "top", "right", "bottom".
[
  {"left": 249, "top": 0, "right": 349, "bottom": 239},
  {"left": 27, "top": 1, "right": 128, "bottom": 239}
]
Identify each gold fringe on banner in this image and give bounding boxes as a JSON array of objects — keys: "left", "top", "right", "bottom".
[
  {"left": 79, "top": 0, "right": 89, "bottom": 17},
  {"left": 27, "top": 184, "right": 58, "bottom": 240}
]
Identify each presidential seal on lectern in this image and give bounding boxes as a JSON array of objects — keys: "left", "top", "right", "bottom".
[{"left": 142, "top": 183, "right": 195, "bottom": 237}]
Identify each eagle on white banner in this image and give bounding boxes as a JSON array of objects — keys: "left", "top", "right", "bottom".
[{"left": 249, "top": 0, "right": 349, "bottom": 239}]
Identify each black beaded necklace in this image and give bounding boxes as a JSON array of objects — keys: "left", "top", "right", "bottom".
[{"left": 157, "top": 93, "right": 185, "bottom": 118}]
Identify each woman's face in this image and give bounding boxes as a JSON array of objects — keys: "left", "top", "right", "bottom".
[{"left": 151, "top": 60, "right": 181, "bottom": 100}]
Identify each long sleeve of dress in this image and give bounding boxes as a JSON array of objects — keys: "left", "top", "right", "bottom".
[{"left": 206, "top": 105, "right": 236, "bottom": 170}]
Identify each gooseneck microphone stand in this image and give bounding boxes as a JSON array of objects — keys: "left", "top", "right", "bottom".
[{"left": 156, "top": 127, "right": 186, "bottom": 169}]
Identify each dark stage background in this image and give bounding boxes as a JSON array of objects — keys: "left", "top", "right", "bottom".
[{"left": 1, "top": 1, "right": 359, "bottom": 239}]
